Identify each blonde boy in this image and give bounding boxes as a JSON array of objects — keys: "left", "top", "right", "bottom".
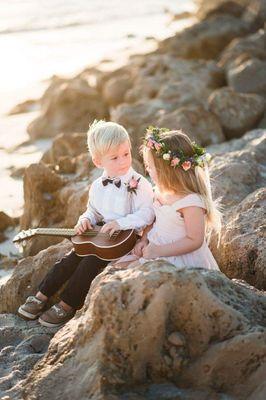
[{"left": 18, "top": 121, "right": 154, "bottom": 327}]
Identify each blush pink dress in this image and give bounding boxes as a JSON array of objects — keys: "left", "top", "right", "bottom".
[{"left": 115, "top": 193, "right": 219, "bottom": 270}]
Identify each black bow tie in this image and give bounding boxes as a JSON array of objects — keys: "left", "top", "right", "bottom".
[{"left": 102, "top": 177, "right": 121, "bottom": 188}]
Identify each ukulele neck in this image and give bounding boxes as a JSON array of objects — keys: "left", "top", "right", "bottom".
[{"left": 35, "top": 228, "right": 76, "bottom": 237}]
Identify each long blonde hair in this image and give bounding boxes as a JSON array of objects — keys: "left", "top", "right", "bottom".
[{"left": 143, "top": 130, "right": 222, "bottom": 241}]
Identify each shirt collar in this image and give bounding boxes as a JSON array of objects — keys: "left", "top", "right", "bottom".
[{"left": 102, "top": 166, "right": 135, "bottom": 183}]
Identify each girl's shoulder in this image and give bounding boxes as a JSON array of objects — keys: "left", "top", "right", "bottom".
[{"left": 172, "top": 193, "right": 206, "bottom": 210}]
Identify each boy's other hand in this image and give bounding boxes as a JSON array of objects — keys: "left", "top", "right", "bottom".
[
  {"left": 100, "top": 220, "right": 120, "bottom": 237},
  {"left": 74, "top": 219, "right": 92, "bottom": 235},
  {"left": 132, "top": 238, "right": 148, "bottom": 257}
]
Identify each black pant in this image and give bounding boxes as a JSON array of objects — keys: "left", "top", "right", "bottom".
[{"left": 38, "top": 250, "right": 109, "bottom": 309}]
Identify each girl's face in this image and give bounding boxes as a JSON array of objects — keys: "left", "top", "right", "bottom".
[{"left": 143, "top": 149, "right": 158, "bottom": 185}]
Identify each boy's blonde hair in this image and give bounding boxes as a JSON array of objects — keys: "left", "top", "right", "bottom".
[
  {"left": 87, "top": 120, "right": 131, "bottom": 158},
  {"left": 143, "top": 130, "right": 222, "bottom": 240}
]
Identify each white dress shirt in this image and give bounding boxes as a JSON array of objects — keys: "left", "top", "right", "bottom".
[{"left": 78, "top": 167, "right": 155, "bottom": 230}]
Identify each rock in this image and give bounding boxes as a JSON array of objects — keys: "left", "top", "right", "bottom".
[
  {"left": 158, "top": 14, "right": 249, "bottom": 59},
  {"left": 112, "top": 99, "right": 169, "bottom": 156},
  {"left": 27, "top": 77, "right": 109, "bottom": 140},
  {"left": 196, "top": 0, "right": 250, "bottom": 20},
  {"left": 0, "top": 240, "right": 72, "bottom": 313},
  {"left": 219, "top": 29, "right": 266, "bottom": 71},
  {"left": 102, "top": 74, "right": 132, "bottom": 106},
  {"left": 123, "top": 56, "right": 225, "bottom": 108},
  {"left": 0, "top": 314, "right": 57, "bottom": 400},
  {"left": 41, "top": 132, "right": 87, "bottom": 165},
  {"left": 157, "top": 105, "right": 225, "bottom": 146},
  {"left": 208, "top": 129, "right": 266, "bottom": 288},
  {"left": 208, "top": 87, "right": 265, "bottom": 138},
  {"left": 0, "top": 212, "right": 16, "bottom": 232},
  {"left": 227, "top": 58, "right": 266, "bottom": 95},
  {"left": 57, "top": 180, "right": 91, "bottom": 228},
  {"left": 7, "top": 99, "right": 39, "bottom": 115},
  {"left": 19, "top": 163, "right": 65, "bottom": 255},
  {"left": 11, "top": 263, "right": 265, "bottom": 400},
  {"left": 242, "top": 0, "right": 266, "bottom": 30},
  {"left": 214, "top": 188, "right": 266, "bottom": 290}
]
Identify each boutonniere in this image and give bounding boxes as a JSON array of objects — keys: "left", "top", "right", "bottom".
[{"left": 125, "top": 176, "right": 141, "bottom": 194}]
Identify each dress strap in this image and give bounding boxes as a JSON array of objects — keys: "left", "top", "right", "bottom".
[{"left": 172, "top": 194, "right": 206, "bottom": 211}]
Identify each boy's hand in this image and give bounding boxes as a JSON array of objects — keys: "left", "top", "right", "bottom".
[
  {"left": 132, "top": 238, "right": 148, "bottom": 257},
  {"left": 100, "top": 220, "right": 120, "bottom": 237},
  {"left": 142, "top": 243, "right": 161, "bottom": 259},
  {"left": 74, "top": 219, "right": 93, "bottom": 235}
]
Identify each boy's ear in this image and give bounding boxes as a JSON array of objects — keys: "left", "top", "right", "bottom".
[{"left": 92, "top": 157, "right": 102, "bottom": 168}]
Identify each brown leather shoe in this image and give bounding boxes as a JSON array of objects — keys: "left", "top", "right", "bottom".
[
  {"left": 18, "top": 296, "right": 47, "bottom": 320},
  {"left": 38, "top": 303, "right": 75, "bottom": 328}
]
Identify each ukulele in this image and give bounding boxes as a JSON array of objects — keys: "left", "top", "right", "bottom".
[{"left": 13, "top": 226, "right": 137, "bottom": 261}]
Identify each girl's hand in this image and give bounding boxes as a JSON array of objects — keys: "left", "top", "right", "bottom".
[
  {"left": 74, "top": 219, "right": 92, "bottom": 234},
  {"left": 100, "top": 220, "right": 120, "bottom": 236},
  {"left": 132, "top": 238, "right": 149, "bottom": 257},
  {"left": 142, "top": 243, "right": 161, "bottom": 259}
]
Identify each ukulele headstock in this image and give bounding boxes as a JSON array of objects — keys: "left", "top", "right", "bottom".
[{"left": 13, "top": 228, "right": 38, "bottom": 243}]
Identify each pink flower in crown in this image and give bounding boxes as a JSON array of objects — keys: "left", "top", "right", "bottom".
[
  {"left": 171, "top": 157, "right": 180, "bottom": 167},
  {"left": 147, "top": 138, "right": 155, "bottom": 148},
  {"left": 154, "top": 142, "right": 162, "bottom": 151},
  {"left": 182, "top": 160, "right": 191, "bottom": 171}
]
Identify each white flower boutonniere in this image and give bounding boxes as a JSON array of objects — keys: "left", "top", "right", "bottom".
[{"left": 125, "top": 176, "right": 141, "bottom": 195}]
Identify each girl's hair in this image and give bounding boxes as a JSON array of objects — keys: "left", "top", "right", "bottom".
[
  {"left": 143, "top": 130, "right": 222, "bottom": 240},
  {"left": 87, "top": 120, "right": 131, "bottom": 158}
]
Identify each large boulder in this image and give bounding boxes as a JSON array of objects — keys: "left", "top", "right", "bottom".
[
  {"left": 19, "top": 163, "right": 66, "bottom": 255},
  {"left": 219, "top": 29, "right": 266, "bottom": 71},
  {"left": 0, "top": 240, "right": 72, "bottom": 314},
  {"left": 158, "top": 14, "right": 249, "bottom": 59},
  {"left": 0, "top": 314, "right": 56, "bottom": 400},
  {"left": 215, "top": 188, "right": 265, "bottom": 289},
  {"left": 4, "top": 262, "right": 264, "bottom": 400},
  {"left": 156, "top": 105, "right": 225, "bottom": 146},
  {"left": 196, "top": 0, "right": 250, "bottom": 20},
  {"left": 227, "top": 57, "right": 266, "bottom": 95},
  {"left": 27, "top": 77, "right": 109, "bottom": 140},
  {"left": 208, "top": 129, "right": 266, "bottom": 288},
  {"left": 208, "top": 87, "right": 265, "bottom": 138}
]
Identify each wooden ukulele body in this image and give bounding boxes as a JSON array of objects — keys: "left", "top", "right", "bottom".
[{"left": 71, "top": 228, "right": 137, "bottom": 260}]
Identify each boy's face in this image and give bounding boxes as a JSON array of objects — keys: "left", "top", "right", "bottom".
[{"left": 93, "top": 140, "right": 132, "bottom": 177}]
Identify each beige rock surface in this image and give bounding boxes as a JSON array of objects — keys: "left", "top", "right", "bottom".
[
  {"left": 10, "top": 262, "right": 265, "bottom": 400},
  {"left": 208, "top": 88, "right": 265, "bottom": 138},
  {"left": 157, "top": 105, "right": 225, "bottom": 146},
  {"left": 27, "top": 77, "right": 109, "bottom": 140},
  {"left": 208, "top": 129, "right": 266, "bottom": 288},
  {"left": 158, "top": 14, "right": 249, "bottom": 59}
]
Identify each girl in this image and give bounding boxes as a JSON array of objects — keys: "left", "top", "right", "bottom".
[{"left": 118, "top": 127, "right": 221, "bottom": 270}]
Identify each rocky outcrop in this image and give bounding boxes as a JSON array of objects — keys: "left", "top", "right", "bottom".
[
  {"left": 208, "top": 88, "right": 265, "bottom": 139},
  {"left": 158, "top": 14, "right": 249, "bottom": 59},
  {"left": 0, "top": 212, "right": 17, "bottom": 232},
  {"left": 1, "top": 262, "right": 263, "bottom": 400},
  {"left": 208, "top": 129, "right": 266, "bottom": 288},
  {"left": 27, "top": 77, "right": 109, "bottom": 140},
  {"left": 157, "top": 105, "right": 225, "bottom": 146},
  {"left": 0, "top": 314, "right": 57, "bottom": 400},
  {"left": 0, "top": 240, "right": 72, "bottom": 314}
]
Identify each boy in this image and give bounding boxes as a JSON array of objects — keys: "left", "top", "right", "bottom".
[{"left": 18, "top": 121, "right": 154, "bottom": 327}]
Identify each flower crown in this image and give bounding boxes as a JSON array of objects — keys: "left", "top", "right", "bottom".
[{"left": 143, "top": 126, "right": 211, "bottom": 171}]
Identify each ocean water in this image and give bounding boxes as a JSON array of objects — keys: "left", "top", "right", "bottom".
[{"left": 0, "top": 0, "right": 195, "bottom": 223}]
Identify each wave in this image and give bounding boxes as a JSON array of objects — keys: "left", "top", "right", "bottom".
[{"left": 0, "top": 19, "right": 96, "bottom": 35}]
